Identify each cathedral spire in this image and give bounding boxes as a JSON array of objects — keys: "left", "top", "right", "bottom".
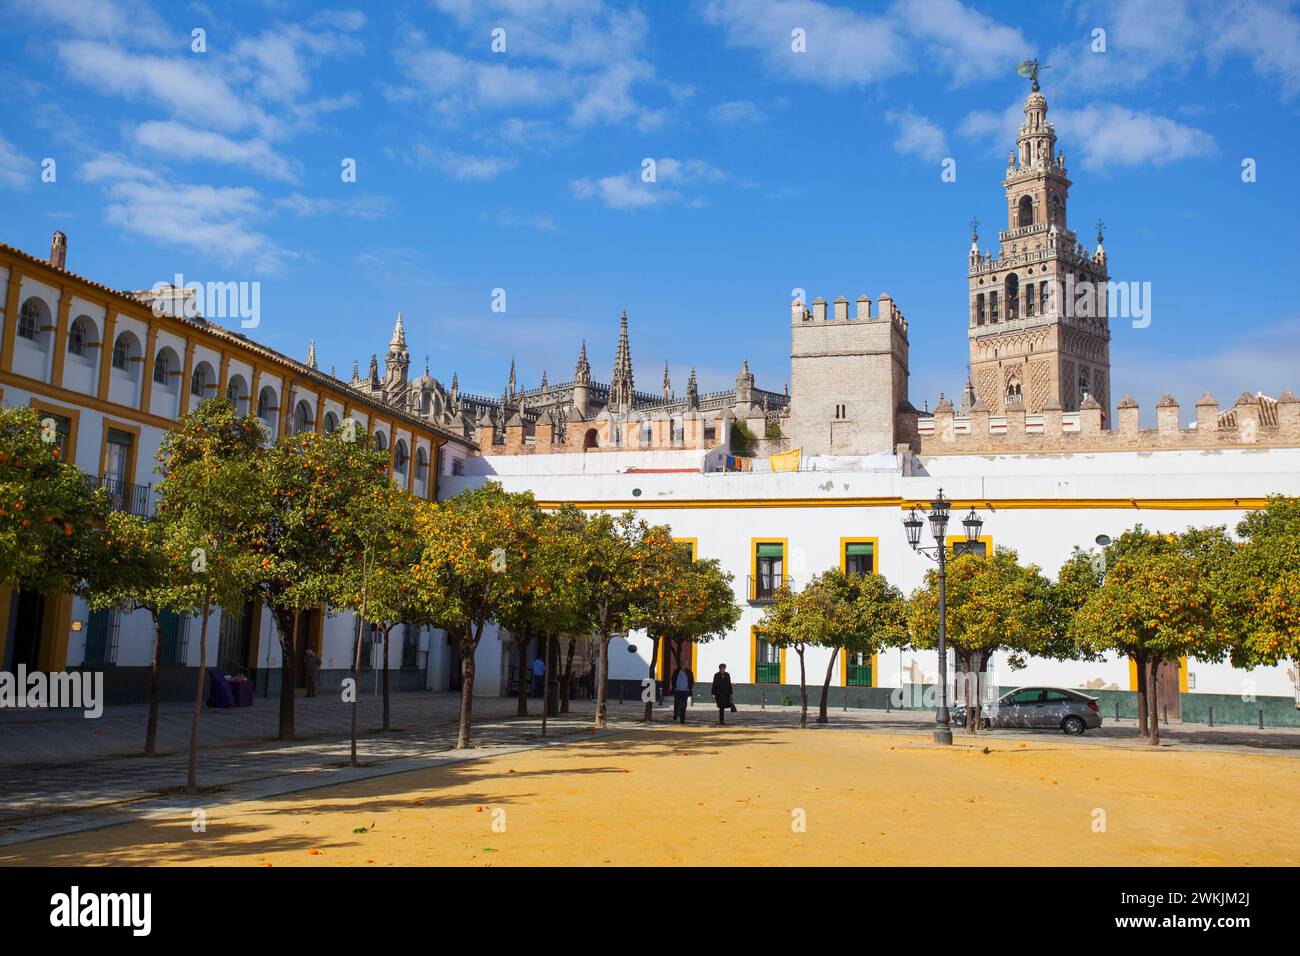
[
  {"left": 306, "top": 339, "right": 317, "bottom": 369},
  {"left": 390, "top": 311, "right": 407, "bottom": 348},
  {"left": 662, "top": 362, "right": 671, "bottom": 400},
  {"left": 575, "top": 340, "right": 591, "bottom": 385},
  {"left": 610, "top": 310, "right": 634, "bottom": 409},
  {"left": 508, "top": 356, "right": 517, "bottom": 397},
  {"left": 687, "top": 366, "right": 699, "bottom": 410}
]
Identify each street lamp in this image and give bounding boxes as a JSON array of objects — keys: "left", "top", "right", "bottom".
[{"left": 903, "top": 488, "right": 986, "bottom": 745}]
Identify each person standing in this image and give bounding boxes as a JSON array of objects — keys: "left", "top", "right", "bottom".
[
  {"left": 670, "top": 659, "right": 694, "bottom": 724},
  {"left": 711, "top": 663, "right": 734, "bottom": 725},
  {"left": 531, "top": 655, "right": 545, "bottom": 698}
]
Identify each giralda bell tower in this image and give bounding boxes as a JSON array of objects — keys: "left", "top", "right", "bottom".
[{"left": 966, "top": 64, "right": 1111, "bottom": 419}]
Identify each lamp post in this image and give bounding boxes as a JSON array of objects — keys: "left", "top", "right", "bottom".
[{"left": 904, "top": 488, "right": 985, "bottom": 746}]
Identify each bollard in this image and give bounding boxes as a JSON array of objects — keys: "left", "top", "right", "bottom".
[
  {"left": 618, "top": 684, "right": 624, "bottom": 705},
  {"left": 886, "top": 695, "right": 892, "bottom": 713},
  {"left": 1114, "top": 702, "right": 1120, "bottom": 721},
  {"left": 843, "top": 690, "right": 848, "bottom": 712},
  {"left": 1162, "top": 704, "right": 1168, "bottom": 725},
  {"left": 761, "top": 691, "right": 767, "bottom": 711},
  {"left": 1208, "top": 706, "right": 1214, "bottom": 727},
  {"left": 1259, "top": 709, "right": 1265, "bottom": 730}
]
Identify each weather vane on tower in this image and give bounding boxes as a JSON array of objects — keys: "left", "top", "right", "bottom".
[{"left": 1016, "top": 58, "right": 1050, "bottom": 92}]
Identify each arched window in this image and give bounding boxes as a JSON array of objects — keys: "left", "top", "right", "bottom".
[
  {"left": 1039, "top": 282, "right": 1049, "bottom": 314},
  {"left": 111, "top": 332, "right": 140, "bottom": 375},
  {"left": 190, "top": 361, "right": 215, "bottom": 398},
  {"left": 153, "top": 347, "right": 180, "bottom": 389},
  {"left": 257, "top": 386, "right": 278, "bottom": 422},
  {"left": 373, "top": 430, "right": 388, "bottom": 452},
  {"left": 1003, "top": 274, "right": 1020, "bottom": 320},
  {"left": 323, "top": 411, "right": 339, "bottom": 433},
  {"left": 975, "top": 293, "right": 985, "bottom": 326},
  {"left": 394, "top": 439, "right": 409, "bottom": 475},
  {"left": 1017, "top": 195, "right": 1033, "bottom": 228},
  {"left": 67, "top": 316, "right": 97, "bottom": 358},
  {"left": 292, "top": 400, "right": 313, "bottom": 434},
  {"left": 1048, "top": 195, "right": 1062, "bottom": 225},
  {"left": 989, "top": 291, "right": 999, "bottom": 322},
  {"left": 415, "top": 447, "right": 428, "bottom": 482},
  {"left": 225, "top": 374, "right": 249, "bottom": 413},
  {"left": 17, "top": 298, "right": 46, "bottom": 341},
  {"left": 583, "top": 428, "right": 598, "bottom": 451}
]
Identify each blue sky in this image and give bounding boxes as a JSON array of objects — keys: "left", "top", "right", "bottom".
[{"left": 2, "top": 0, "right": 1298, "bottom": 418}]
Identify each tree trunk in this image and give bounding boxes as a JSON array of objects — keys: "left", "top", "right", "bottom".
[
  {"left": 454, "top": 624, "right": 480, "bottom": 749},
  {"left": 816, "top": 647, "right": 837, "bottom": 724},
  {"left": 967, "top": 650, "right": 982, "bottom": 734},
  {"left": 797, "top": 645, "right": 808, "bottom": 729},
  {"left": 351, "top": 549, "right": 370, "bottom": 767},
  {"left": 1134, "top": 651, "right": 1148, "bottom": 738},
  {"left": 145, "top": 607, "right": 164, "bottom": 756},
  {"left": 515, "top": 632, "right": 529, "bottom": 717},
  {"left": 274, "top": 606, "right": 298, "bottom": 741},
  {"left": 643, "top": 635, "right": 661, "bottom": 722},
  {"left": 542, "top": 633, "right": 552, "bottom": 737},
  {"left": 185, "top": 588, "right": 213, "bottom": 794},
  {"left": 594, "top": 633, "right": 610, "bottom": 729},
  {"left": 1147, "top": 655, "right": 1161, "bottom": 747},
  {"left": 382, "top": 625, "right": 391, "bottom": 732},
  {"left": 560, "top": 638, "right": 576, "bottom": 713}
]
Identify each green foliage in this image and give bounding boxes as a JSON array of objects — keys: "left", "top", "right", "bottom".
[
  {"left": 908, "top": 548, "right": 1060, "bottom": 669},
  {"left": 0, "top": 406, "right": 107, "bottom": 592},
  {"left": 729, "top": 419, "right": 755, "bottom": 456},
  {"left": 1066, "top": 525, "right": 1234, "bottom": 665},
  {"left": 630, "top": 546, "right": 739, "bottom": 651},
  {"left": 1217, "top": 496, "right": 1300, "bottom": 669}
]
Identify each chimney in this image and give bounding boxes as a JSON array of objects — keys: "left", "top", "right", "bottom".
[{"left": 49, "top": 231, "right": 68, "bottom": 270}]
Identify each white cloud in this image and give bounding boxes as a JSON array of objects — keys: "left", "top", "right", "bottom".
[
  {"left": 0, "top": 135, "right": 36, "bottom": 189},
  {"left": 886, "top": 110, "right": 948, "bottom": 162},
  {"left": 3, "top": 0, "right": 175, "bottom": 46},
  {"left": 1057, "top": 104, "right": 1216, "bottom": 170},
  {"left": 709, "top": 99, "right": 768, "bottom": 124},
  {"left": 700, "top": 0, "right": 1026, "bottom": 89},
  {"left": 701, "top": 0, "right": 911, "bottom": 88},
  {"left": 392, "top": 2, "right": 665, "bottom": 131},
  {"left": 959, "top": 99, "right": 1215, "bottom": 171},
  {"left": 405, "top": 143, "right": 518, "bottom": 181},
  {"left": 1208, "top": 0, "right": 1300, "bottom": 99},
  {"left": 276, "top": 192, "right": 391, "bottom": 219},
  {"left": 570, "top": 157, "right": 727, "bottom": 211},
  {"left": 132, "top": 121, "right": 299, "bottom": 182},
  {"left": 487, "top": 209, "right": 559, "bottom": 231}
]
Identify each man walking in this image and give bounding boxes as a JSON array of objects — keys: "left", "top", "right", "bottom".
[
  {"left": 531, "top": 655, "right": 545, "bottom": 698},
  {"left": 304, "top": 647, "right": 322, "bottom": 698},
  {"left": 711, "top": 663, "right": 734, "bottom": 725},
  {"left": 670, "top": 658, "right": 694, "bottom": 723}
]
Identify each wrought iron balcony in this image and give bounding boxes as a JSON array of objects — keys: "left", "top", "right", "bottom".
[{"left": 98, "top": 476, "right": 153, "bottom": 517}]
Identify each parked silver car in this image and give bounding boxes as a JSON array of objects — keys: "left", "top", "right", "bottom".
[{"left": 951, "top": 686, "right": 1102, "bottom": 735}]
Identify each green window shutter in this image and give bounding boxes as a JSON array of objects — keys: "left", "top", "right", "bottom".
[
  {"left": 845, "top": 542, "right": 873, "bottom": 557},
  {"left": 756, "top": 543, "right": 784, "bottom": 558}
]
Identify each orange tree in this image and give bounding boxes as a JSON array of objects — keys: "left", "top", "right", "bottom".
[
  {"left": 409, "top": 483, "right": 543, "bottom": 748},
  {"left": 628, "top": 545, "right": 739, "bottom": 722},
  {"left": 80, "top": 511, "right": 189, "bottom": 755},
  {"left": 908, "top": 548, "right": 1059, "bottom": 734},
  {"left": 330, "top": 472, "right": 421, "bottom": 764},
  {"left": 1217, "top": 496, "right": 1300, "bottom": 690},
  {"left": 0, "top": 406, "right": 106, "bottom": 594},
  {"left": 570, "top": 511, "right": 676, "bottom": 730},
  {"left": 152, "top": 398, "right": 264, "bottom": 792},
  {"left": 243, "top": 426, "right": 393, "bottom": 742},
  {"left": 494, "top": 505, "right": 590, "bottom": 727},
  {"left": 1068, "top": 526, "right": 1234, "bottom": 746},
  {"left": 816, "top": 569, "right": 907, "bottom": 724}
]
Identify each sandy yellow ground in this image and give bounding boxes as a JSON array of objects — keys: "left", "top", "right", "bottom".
[{"left": 6, "top": 726, "right": 1299, "bottom": 866}]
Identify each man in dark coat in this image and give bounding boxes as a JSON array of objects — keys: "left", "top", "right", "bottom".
[
  {"left": 670, "top": 659, "right": 694, "bottom": 723},
  {"left": 711, "top": 663, "right": 734, "bottom": 725}
]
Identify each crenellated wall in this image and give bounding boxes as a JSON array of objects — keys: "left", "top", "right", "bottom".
[{"left": 918, "top": 390, "right": 1300, "bottom": 455}]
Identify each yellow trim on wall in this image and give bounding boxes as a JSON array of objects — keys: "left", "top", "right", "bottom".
[
  {"left": 537, "top": 496, "right": 1275, "bottom": 512},
  {"left": 98, "top": 418, "right": 143, "bottom": 488},
  {"left": 27, "top": 397, "right": 80, "bottom": 466},
  {"left": 749, "top": 536, "right": 788, "bottom": 600}
]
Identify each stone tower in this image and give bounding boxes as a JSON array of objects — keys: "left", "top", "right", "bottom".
[
  {"left": 385, "top": 312, "right": 410, "bottom": 386},
  {"left": 967, "top": 77, "right": 1111, "bottom": 418},
  {"left": 786, "top": 292, "right": 911, "bottom": 456}
]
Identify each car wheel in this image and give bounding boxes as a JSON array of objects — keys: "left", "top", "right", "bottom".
[{"left": 1062, "top": 716, "right": 1086, "bottom": 736}]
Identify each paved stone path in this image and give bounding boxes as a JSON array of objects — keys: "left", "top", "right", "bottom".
[{"left": 1, "top": 690, "right": 1297, "bottom": 850}]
